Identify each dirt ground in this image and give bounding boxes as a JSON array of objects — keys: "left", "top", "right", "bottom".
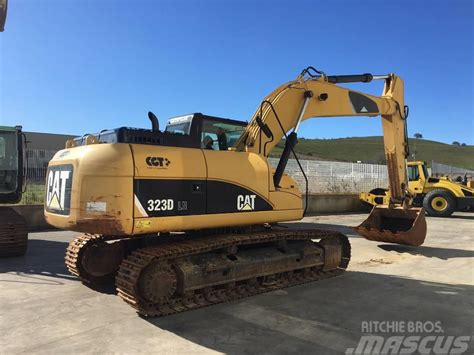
[{"left": 1, "top": 213, "right": 473, "bottom": 354}]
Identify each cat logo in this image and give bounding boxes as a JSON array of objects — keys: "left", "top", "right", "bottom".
[
  {"left": 45, "top": 165, "right": 73, "bottom": 215},
  {"left": 237, "top": 194, "right": 256, "bottom": 211}
]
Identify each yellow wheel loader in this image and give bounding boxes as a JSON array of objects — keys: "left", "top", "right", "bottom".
[
  {"left": 360, "top": 161, "right": 474, "bottom": 217},
  {"left": 45, "top": 67, "right": 426, "bottom": 317}
]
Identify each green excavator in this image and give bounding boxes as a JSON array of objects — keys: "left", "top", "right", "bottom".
[
  {"left": 0, "top": 126, "right": 28, "bottom": 256},
  {"left": 0, "top": 2, "right": 27, "bottom": 256}
]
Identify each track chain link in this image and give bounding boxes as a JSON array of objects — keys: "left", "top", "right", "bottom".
[
  {"left": 116, "top": 229, "right": 351, "bottom": 317},
  {"left": 65, "top": 234, "right": 112, "bottom": 283}
]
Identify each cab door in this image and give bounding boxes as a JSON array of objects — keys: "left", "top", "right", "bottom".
[
  {"left": 407, "top": 164, "right": 424, "bottom": 194},
  {"left": 0, "top": 128, "right": 23, "bottom": 204}
]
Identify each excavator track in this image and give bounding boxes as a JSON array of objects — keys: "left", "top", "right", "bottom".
[
  {"left": 65, "top": 233, "right": 179, "bottom": 285},
  {"left": 0, "top": 207, "right": 28, "bottom": 257},
  {"left": 116, "top": 229, "right": 350, "bottom": 317},
  {"left": 66, "top": 234, "right": 114, "bottom": 284},
  {"left": 66, "top": 234, "right": 143, "bottom": 285},
  {"left": 65, "top": 227, "right": 266, "bottom": 285}
]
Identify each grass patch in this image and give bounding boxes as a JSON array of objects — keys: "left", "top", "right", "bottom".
[{"left": 19, "top": 183, "right": 45, "bottom": 205}]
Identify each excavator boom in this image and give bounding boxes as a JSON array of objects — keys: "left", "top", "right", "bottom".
[{"left": 237, "top": 68, "right": 426, "bottom": 246}]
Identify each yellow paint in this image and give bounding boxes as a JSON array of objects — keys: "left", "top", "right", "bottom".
[
  {"left": 431, "top": 196, "right": 447, "bottom": 211},
  {"left": 135, "top": 220, "right": 152, "bottom": 229}
]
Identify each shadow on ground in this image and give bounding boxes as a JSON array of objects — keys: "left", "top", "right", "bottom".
[
  {"left": 147, "top": 272, "right": 474, "bottom": 354},
  {"left": 448, "top": 214, "right": 474, "bottom": 220},
  {"left": 378, "top": 244, "right": 474, "bottom": 260},
  {"left": 0, "top": 239, "right": 76, "bottom": 285},
  {"left": 282, "top": 221, "right": 360, "bottom": 237}
]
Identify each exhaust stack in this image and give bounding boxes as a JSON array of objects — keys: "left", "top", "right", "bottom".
[{"left": 148, "top": 111, "right": 160, "bottom": 132}]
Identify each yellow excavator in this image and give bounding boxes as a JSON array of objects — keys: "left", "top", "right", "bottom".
[{"left": 45, "top": 67, "right": 427, "bottom": 316}]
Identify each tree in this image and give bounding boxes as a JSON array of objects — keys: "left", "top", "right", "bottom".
[
  {"left": 452, "top": 141, "right": 461, "bottom": 146},
  {"left": 412, "top": 133, "right": 423, "bottom": 159},
  {"left": 461, "top": 143, "right": 467, "bottom": 147}
]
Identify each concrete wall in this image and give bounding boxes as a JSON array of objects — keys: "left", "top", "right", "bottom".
[
  {"left": 24, "top": 131, "right": 75, "bottom": 150},
  {"left": 304, "top": 194, "right": 365, "bottom": 215},
  {"left": 11, "top": 194, "right": 365, "bottom": 232}
]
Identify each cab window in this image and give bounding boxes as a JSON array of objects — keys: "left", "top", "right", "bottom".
[
  {"left": 165, "top": 115, "right": 193, "bottom": 135},
  {"left": 0, "top": 137, "right": 5, "bottom": 159},
  {"left": 421, "top": 164, "right": 429, "bottom": 179},
  {"left": 201, "top": 119, "right": 246, "bottom": 151},
  {"left": 0, "top": 132, "right": 19, "bottom": 194},
  {"left": 407, "top": 165, "right": 420, "bottom": 181}
]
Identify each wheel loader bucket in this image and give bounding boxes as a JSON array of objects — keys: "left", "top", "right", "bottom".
[{"left": 354, "top": 206, "right": 427, "bottom": 246}]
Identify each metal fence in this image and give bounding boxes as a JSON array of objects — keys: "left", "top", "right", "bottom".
[
  {"left": 431, "top": 161, "right": 474, "bottom": 180},
  {"left": 19, "top": 149, "right": 391, "bottom": 205},
  {"left": 268, "top": 158, "right": 388, "bottom": 194},
  {"left": 21, "top": 149, "right": 57, "bottom": 205}
]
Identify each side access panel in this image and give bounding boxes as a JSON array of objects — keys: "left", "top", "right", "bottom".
[
  {"left": 131, "top": 146, "right": 303, "bottom": 233},
  {"left": 203, "top": 150, "right": 272, "bottom": 213},
  {"left": 131, "top": 145, "right": 207, "bottom": 233}
]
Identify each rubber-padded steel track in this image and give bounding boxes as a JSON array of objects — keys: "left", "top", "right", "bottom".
[
  {"left": 116, "top": 229, "right": 351, "bottom": 317},
  {"left": 0, "top": 207, "right": 28, "bottom": 257}
]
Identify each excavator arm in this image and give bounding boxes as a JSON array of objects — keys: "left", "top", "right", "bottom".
[{"left": 237, "top": 68, "right": 426, "bottom": 246}]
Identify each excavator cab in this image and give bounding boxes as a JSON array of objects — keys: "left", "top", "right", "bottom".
[
  {"left": 0, "top": 0, "right": 7, "bottom": 32},
  {"left": 355, "top": 205, "right": 426, "bottom": 246},
  {"left": 0, "top": 125, "right": 28, "bottom": 257},
  {"left": 0, "top": 126, "right": 23, "bottom": 204}
]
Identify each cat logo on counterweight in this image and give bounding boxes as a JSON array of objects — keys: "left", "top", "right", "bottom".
[{"left": 45, "top": 165, "right": 73, "bottom": 215}]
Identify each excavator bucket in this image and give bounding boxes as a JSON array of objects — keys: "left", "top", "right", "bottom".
[{"left": 355, "top": 206, "right": 427, "bottom": 246}]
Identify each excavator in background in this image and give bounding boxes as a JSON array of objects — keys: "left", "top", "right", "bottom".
[
  {"left": 0, "top": 0, "right": 6, "bottom": 32},
  {"left": 360, "top": 160, "right": 474, "bottom": 217},
  {"left": 44, "top": 67, "right": 427, "bottom": 316},
  {"left": 0, "top": 2, "right": 28, "bottom": 257},
  {"left": 0, "top": 126, "right": 28, "bottom": 256}
]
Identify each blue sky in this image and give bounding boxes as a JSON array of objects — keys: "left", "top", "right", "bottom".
[{"left": 0, "top": 0, "right": 472, "bottom": 144}]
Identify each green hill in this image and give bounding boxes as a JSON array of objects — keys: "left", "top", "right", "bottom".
[{"left": 270, "top": 136, "right": 474, "bottom": 170}]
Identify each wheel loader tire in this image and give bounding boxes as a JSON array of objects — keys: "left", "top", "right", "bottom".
[{"left": 423, "top": 189, "right": 456, "bottom": 217}]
